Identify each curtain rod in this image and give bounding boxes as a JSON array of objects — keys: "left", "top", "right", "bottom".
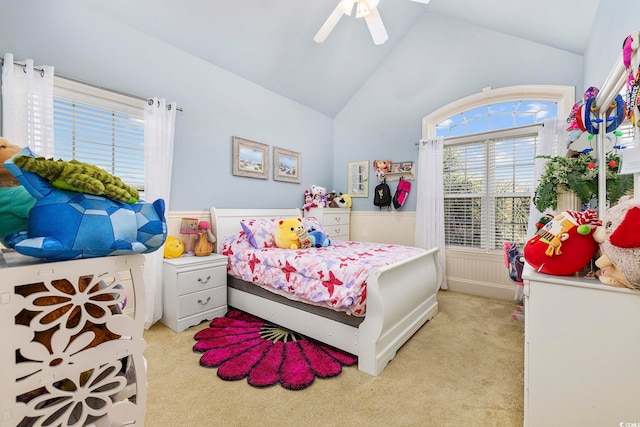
[{"left": 1, "top": 56, "right": 183, "bottom": 112}]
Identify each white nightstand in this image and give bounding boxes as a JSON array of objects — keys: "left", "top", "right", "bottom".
[{"left": 161, "top": 254, "right": 228, "bottom": 332}]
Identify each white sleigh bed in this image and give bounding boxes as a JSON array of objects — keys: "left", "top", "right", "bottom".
[{"left": 210, "top": 207, "right": 441, "bottom": 376}]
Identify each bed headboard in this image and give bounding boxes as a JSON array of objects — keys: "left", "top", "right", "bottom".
[{"left": 210, "top": 207, "right": 302, "bottom": 254}]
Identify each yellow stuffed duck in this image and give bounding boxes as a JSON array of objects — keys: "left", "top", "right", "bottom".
[{"left": 163, "top": 235, "right": 185, "bottom": 258}]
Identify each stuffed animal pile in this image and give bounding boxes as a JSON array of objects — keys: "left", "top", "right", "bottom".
[
  {"left": 3, "top": 146, "right": 167, "bottom": 260},
  {"left": 593, "top": 196, "right": 640, "bottom": 289},
  {"left": 275, "top": 217, "right": 330, "bottom": 249},
  {"left": 303, "top": 185, "right": 351, "bottom": 210}
]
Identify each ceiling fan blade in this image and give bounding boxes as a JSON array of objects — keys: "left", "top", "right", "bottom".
[
  {"left": 409, "top": 0, "right": 431, "bottom": 4},
  {"left": 364, "top": 7, "right": 388, "bottom": 45},
  {"left": 314, "top": 3, "right": 351, "bottom": 43}
]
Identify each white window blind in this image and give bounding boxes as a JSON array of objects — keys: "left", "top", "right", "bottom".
[
  {"left": 444, "top": 128, "right": 538, "bottom": 250},
  {"left": 52, "top": 77, "right": 146, "bottom": 191}
]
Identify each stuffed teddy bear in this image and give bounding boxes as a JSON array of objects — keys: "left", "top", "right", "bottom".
[
  {"left": 3, "top": 147, "right": 167, "bottom": 260},
  {"left": 0, "top": 137, "right": 36, "bottom": 246},
  {"left": 593, "top": 197, "right": 640, "bottom": 289},
  {"left": 275, "top": 217, "right": 305, "bottom": 249},
  {"left": 310, "top": 184, "right": 327, "bottom": 208},
  {"left": 523, "top": 209, "right": 601, "bottom": 276},
  {"left": 13, "top": 154, "right": 140, "bottom": 204}
]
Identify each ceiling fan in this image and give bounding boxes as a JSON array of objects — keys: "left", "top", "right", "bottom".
[{"left": 314, "top": 0, "right": 431, "bottom": 46}]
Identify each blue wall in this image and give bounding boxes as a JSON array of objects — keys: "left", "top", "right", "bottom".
[
  {"left": 0, "top": 1, "right": 334, "bottom": 211},
  {"left": 334, "top": 13, "right": 584, "bottom": 211},
  {"left": 583, "top": 0, "right": 640, "bottom": 94}
]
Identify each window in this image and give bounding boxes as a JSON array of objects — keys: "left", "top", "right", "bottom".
[
  {"left": 424, "top": 85, "right": 575, "bottom": 251},
  {"left": 53, "top": 77, "right": 147, "bottom": 191},
  {"left": 443, "top": 127, "right": 538, "bottom": 250}
]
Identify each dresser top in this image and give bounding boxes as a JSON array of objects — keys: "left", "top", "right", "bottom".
[{"left": 523, "top": 264, "right": 640, "bottom": 295}]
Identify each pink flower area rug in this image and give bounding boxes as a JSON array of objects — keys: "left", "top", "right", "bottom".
[{"left": 193, "top": 309, "right": 357, "bottom": 390}]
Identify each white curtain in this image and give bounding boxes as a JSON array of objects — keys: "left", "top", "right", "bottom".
[
  {"left": 1, "top": 53, "right": 55, "bottom": 156},
  {"left": 143, "top": 98, "right": 176, "bottom": 329},
  {"left": 415, "top": 137, "right": 447, "bottom": 290},
  {"left": 526, "top": 118, "right": 568, "bottom": 237}
]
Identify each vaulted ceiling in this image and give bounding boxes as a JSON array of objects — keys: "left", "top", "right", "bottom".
[{"left": 85, "top": 0, "right": 600, "bottom": 117}]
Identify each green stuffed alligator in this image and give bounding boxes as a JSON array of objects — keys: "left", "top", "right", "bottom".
[{"left": 13, "top": 156, "right": 140, "bottom": 204}]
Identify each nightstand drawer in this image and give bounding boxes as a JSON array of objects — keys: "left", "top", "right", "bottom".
[
  {"left": 323, "top": 213, "right": 349, "bottom": 226},
  {"left": 177, "top": 266, "right": 226, "bottom": 296},
  {"left": 178, "top": 286, "right": 226, "bottom": 318}
]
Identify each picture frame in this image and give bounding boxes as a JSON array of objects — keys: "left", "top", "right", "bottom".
[
  {"left": 273, "top": 147, "right": 301, "bottom": 183},
  {"left": 400, "top": 161, "right": 414, "bottom": 172},
  {"left": 232, "top": 136, "right": 269, "bottom": 180}
]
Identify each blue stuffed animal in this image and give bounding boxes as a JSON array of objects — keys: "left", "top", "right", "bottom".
[
  {"left": 308, "top": 227, "right": 331, "bottom": 248},
  {"left": 3, "top": 147, "right": 167, "bottom": 260}
]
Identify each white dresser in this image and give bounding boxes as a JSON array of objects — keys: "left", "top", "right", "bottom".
[
  {"left": 305, "top": 207, "right": 350, "bottom": 241},
  {"left": 522, "top": 267, "right": 640, "bottom": 426},
  {"left": 161, "top": 254, "right": 228, "bottom": 332}
]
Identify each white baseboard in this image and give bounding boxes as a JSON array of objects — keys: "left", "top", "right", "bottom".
[{"left": 445, "top": 278, "right": 517, "bottom": 301}]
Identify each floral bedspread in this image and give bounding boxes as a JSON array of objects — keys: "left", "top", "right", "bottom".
[{"left": 221, "top": 233, "right": 425, "bottom": 316}]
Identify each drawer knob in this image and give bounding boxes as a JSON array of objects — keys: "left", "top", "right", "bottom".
[
  {"left": 334, "top": 217, "right": 341, "bottom": 223},
  {"left": 197, "top": 297, "right": 211, "bottom": 305},
  {"left": 197, "top": 275, "right": 211, "bottom": 284}
]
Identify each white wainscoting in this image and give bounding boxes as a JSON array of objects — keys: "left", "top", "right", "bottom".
[
  {"left": 350, "top": 211, "right": 416, "bottom": 246},
  {"left": 445, "top": 249, "right": 517, "bottom": 300},
  {"left": 166, "top": 210, "right": 518, "bottom": 301}
]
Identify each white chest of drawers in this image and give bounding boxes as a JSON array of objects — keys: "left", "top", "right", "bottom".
[
  {"left": 305, "top": 207, "right": 350, "bottom": 241},
  {"left": 161, "top": 254, "right": 228, "bottom": 332},
  {"left": 522, "top": 267, "right": 640, "bottom": 426}
]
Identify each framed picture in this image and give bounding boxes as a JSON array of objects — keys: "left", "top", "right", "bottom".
[
  {"left": 400, "top": 161, "right": 414, "bottom": 172},
  {"left": 390, "top": 163, "right": 402, "bottom": 173},
  {"left": 273, "top": 147, "right": 301, "bottom": 183},
  {"left": 232, "top": 136, "right": 269, "bottom": 180}
]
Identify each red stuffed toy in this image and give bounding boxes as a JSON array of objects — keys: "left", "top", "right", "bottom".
[{"left": 524, "top": 209, "right": 601, "bottom": 276}]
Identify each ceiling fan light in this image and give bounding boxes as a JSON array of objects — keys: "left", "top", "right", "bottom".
[{"left": 356, "top": 0, "right": 370, "bottom": 18}]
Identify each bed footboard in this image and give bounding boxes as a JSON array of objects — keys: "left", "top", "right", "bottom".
[{"left": 357, "top": 247, "right": 441, "bottom": 376}]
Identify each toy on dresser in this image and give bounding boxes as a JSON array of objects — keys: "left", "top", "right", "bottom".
[
  {"left": 3, "top": 147, "right": 167, "bottom": 260},
  {"left": 194, "top": 221, "right": 216, "bottom": 256},
  {"left": 523, "top": 209, "right": 601, "bottom": 276},
  {"left": 594, "top": 196, "right": 640, "bottom": 289}
]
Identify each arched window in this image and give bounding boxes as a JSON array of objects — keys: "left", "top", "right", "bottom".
[{"left": 423, "top": 85, "right": 575, "bottom": 250}]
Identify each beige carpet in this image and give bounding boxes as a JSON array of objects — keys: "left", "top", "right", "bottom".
[{"left": 143, "top": 291, "right": 524, "bottom": 427}]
